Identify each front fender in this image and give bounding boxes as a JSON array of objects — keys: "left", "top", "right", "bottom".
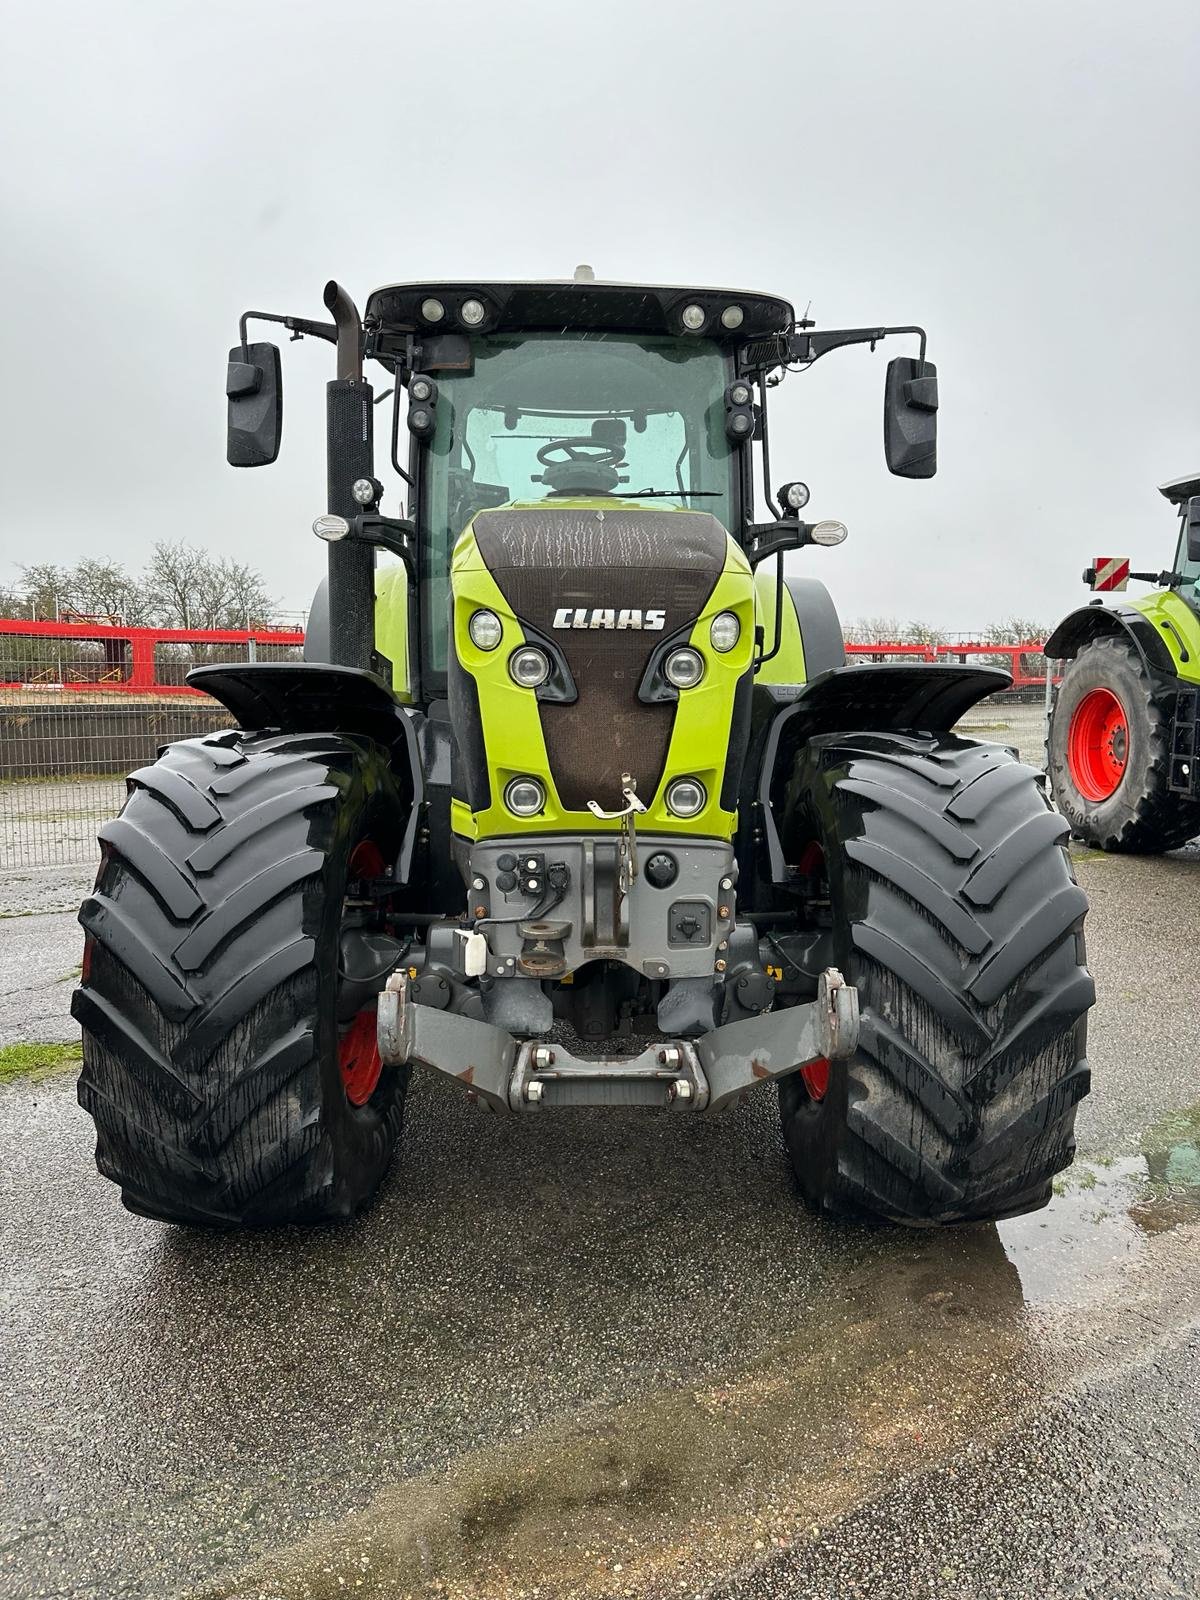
[
  {"left": 1043, "top": 603, "right": 1176, "bottom": 675},
  {"left": 754, "top": 662, "right": 1011, "bottom": 884},
  {"left": 187, "top": 662, "right": 425, "bottom": 881}
]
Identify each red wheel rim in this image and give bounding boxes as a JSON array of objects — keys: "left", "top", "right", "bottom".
[
  {"left": 338, "top": 1008, "right": 383, "bottom": 1106},
  {"left": 1067, "top": 688, "right": 1128, "bottom": 802},
  {"left": 794, "top": 841, "right": 831, "bottom": 1101},
  {"left": 349, "top": 839, "right": 386, "bottom": 879},
  {"left": 800, "top": 1057, "right": 831, "bottom": 1101}
]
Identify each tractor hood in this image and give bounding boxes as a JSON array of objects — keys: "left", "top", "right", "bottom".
[{"left": 448, "top": 501, "right": 756, "bottom": 840}]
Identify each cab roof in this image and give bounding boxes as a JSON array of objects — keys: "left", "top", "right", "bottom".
[{"left": 363, "top": 276, "right": 796, "bottom": 345}]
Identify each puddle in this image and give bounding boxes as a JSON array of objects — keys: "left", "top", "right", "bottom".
[{"left": 999, "top": 1105, "right": 1200, "bottom": 1306}]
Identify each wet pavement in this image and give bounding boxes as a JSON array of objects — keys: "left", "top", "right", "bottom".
[{"left": 1, "top": 841, "right": 1199, "bottom": 1598}]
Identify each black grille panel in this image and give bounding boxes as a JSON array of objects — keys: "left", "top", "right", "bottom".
[{"left": 474, "top": 508, "right": 727, "bottom": 810}]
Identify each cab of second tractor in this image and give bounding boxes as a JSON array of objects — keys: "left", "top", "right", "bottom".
[
  {"left": 1045, "top": 474, "right": 1200, "bottom": 851},
  {"left": 72, "top": 269, "right": 1093, "bottom": 1232}
]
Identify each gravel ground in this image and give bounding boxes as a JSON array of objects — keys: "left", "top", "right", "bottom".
[{"left": 1, "top": 707, "right": 1199, "bottom": 1600}]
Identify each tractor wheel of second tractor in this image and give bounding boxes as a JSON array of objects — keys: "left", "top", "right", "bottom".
[
  {"left": 1047, "top": 635, "right": 1200, "bottom": 852},
  {"left": 777, "top": 730, "right": 1093, "bottom": 1226}
]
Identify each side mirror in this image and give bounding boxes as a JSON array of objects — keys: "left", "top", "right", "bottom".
[
  {"left": 1187, "top": 496, "right": 1200, "bottom": 564},
  {"left": 226, "top": 342, "right": 282, "bottom": 467},
  {"left": 884, "top": 356, "right": 938, "bottom": 479}
]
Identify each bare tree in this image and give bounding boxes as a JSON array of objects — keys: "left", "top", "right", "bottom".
[
  {"left": 143, "top": 542, "right": 275, "bottom": 630},
  {"left": 843, "top": 615, "right": 905, "bottom": 643}
]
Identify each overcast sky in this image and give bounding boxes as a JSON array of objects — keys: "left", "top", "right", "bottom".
[{"left": 2, "top": 0, "right": 1197, "bottom": 630}]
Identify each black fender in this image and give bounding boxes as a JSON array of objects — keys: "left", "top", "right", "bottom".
[
  {"left": 786, "top": 577, "right": 846, "bottom": 676},
  {"left": 1043, "top": 602, "right": 1176, "bottom": 676},
  {"left": 187, "top": 662, "right": 424, "bottom": 882},
  {"left": 755, "top": 662, "right": 1010, "bottom": 884}
]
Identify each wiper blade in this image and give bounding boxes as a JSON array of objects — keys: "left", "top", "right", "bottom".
[{"left": 622, "top": 488, "right": 721, "bottom": 499}]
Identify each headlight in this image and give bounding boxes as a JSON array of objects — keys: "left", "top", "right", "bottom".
[
  {"left": 468, "top": 609, "right": 502, "bottom": 650},
  {"left": 721, "top": 305, "right": 744, "bottom": 330},
  {"left": 312, "top": 514, "right": 350, "bottom": 541},
  {"left": 460, "top": 297, "right": 486, "bottom": 327},
  {"left": 505, "top": 776, "right": 546, "bottom": 816},
  {"left": 509, "top": 646, "right": 551, "bottom": 689},
  {"left": 665, "top": 777, "right": 707, "bottom": 818},
  {"left": 709, "top": 612, "right": 740, "bottom": 653},
  {"left": 420, "top": 297, "right": 445, "bottom": 323},
  {"left": 810, "top": 520, "right": 848, "bottom": 546},
  {"left": 664, "top": 647, "right": 705, "bottom": 689},
  {"left": 680, "top": 303, "right": 706, "bottom": 332}
]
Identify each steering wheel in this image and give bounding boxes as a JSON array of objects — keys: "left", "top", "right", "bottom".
[
  {"left": 534, "top": 437, "right": 627, "bottom": 496},
  {"left": 536, "top": 439, "right": 625, "bottom": 469}
]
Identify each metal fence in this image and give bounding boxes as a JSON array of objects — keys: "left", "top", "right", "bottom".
[
  {"left": 0, "top": 621, "right": 303, "bottom": 872},
  {"left": 0, "top": 618, "right": 1051, "bottom": 875}
]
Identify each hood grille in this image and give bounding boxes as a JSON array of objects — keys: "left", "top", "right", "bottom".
[{"left": 473, "top": 508, "right": 727, "bottom": 811}]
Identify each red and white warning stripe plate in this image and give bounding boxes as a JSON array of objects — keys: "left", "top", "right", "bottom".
[{"left": 1091, "top": 557, "right": 1130, "bottom": 592}]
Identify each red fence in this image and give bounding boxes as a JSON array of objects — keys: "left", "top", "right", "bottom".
[
  {"left": 0, "top": 618, "right": 1054, "bottom": 694},
  {"left": 845, "top": 640, "right": 1055, "bottom": 690},
  {"left": 0, "top": 618, "right": 305, "bottom": 695}
]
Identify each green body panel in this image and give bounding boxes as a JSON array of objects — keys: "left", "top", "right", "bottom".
[
  {"left": 373, "top": 561, "right": 411, "bottom": 701},
  {"left": 1126, "top": 588, "right": 1200, "bottom": 685},
  {"left": 752, "top": 567, "right": 807, "bottom": 686},
  {"left": 450, "top": 502, "right": 756, "bottom": 842}
]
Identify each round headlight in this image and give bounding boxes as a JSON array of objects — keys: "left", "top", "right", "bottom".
[
  {"left": 721, "top": 305, "right": 745, "bottom": 330},
  {"left": 509, "top": 646, "right": 551, "bottom": 689},
  {"left": 460, "top": 297, "right": 486, "bottom": 327},
  {"left": 728, "top": 380, "right": 753, "bottom": 407},
  {"left": 409, "top": 375, "right": 435, "bottom": 403},
  {"left": 709, "top": 612, "right": 741, "bottom": 653},
  {"left": 505, "top": 776, "right": 546, "bottom": 817},
  {"left": 810, "top": 519, "right": 848, "bottom": 546},
  {"left": 680, "top": 303, "right": 706, "bottom": 332},
  {"left": 664, "top": 647, "right": 705, "bottom": 689},
  {"left": 666, "top": 777, "right": 707, "bottom": 818},
  {"left": 351, "top": 477, "right": 376, "bottom": 506},
  {"left": 781, "top": 481, "right": 810, "bottom": 512},
  {"left": 728, "top": 411, "right": 753, "bottom": 438},
  {"left": 420, "top": 297, "right": 445, "bottom": 323},
  {"left": 468, "top": 609, "right": 502, "bottom": 650}
]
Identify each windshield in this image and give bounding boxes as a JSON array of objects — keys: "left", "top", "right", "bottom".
[
  {"left": 418, "top": 332, "right": 734, "bottom": 675},
  {"left": 1173, "top": 520, "right": 1200, "bottom": 603}
]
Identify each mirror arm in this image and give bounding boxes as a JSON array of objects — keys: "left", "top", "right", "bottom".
[
  {"left": 237, "top": 310, "right": 337, "bottom": 353},
  {"left": 781, "top": 323, "right": 928, "bottom": 373}
]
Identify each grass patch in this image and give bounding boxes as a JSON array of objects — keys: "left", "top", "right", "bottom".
[{"left": 0, "top": 1040, "right": 83, "bottom": 1085}]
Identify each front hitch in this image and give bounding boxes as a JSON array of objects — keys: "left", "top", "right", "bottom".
[{"left": 376, "top": 967, "right": 859, "bottom": 1114}]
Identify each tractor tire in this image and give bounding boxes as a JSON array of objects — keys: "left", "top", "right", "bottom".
[
  {"left": 777, "top": 731, "right": 1093, "bottom": 1225},
  {"left": 1046, "top": 635, "right": 1200, "bottom": 852},
  {"left": 72, "top": 729, "right": 411, "bottom": 1227}
]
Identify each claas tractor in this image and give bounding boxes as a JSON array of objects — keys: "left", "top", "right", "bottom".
[
  {"left": 1046, "top": 474, "right": 1200, "bottom": 851},
  {"left": 73, "top": 270, "right": 1093, "bottom": 1228}
]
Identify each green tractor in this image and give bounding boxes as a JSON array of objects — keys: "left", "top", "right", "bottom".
[
  {"left": 73, "top": 271, "right": 1093, "bottom": 1228},
  {"left": 1045, "top": 476, "right": 1200, "bottom": 851}
]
